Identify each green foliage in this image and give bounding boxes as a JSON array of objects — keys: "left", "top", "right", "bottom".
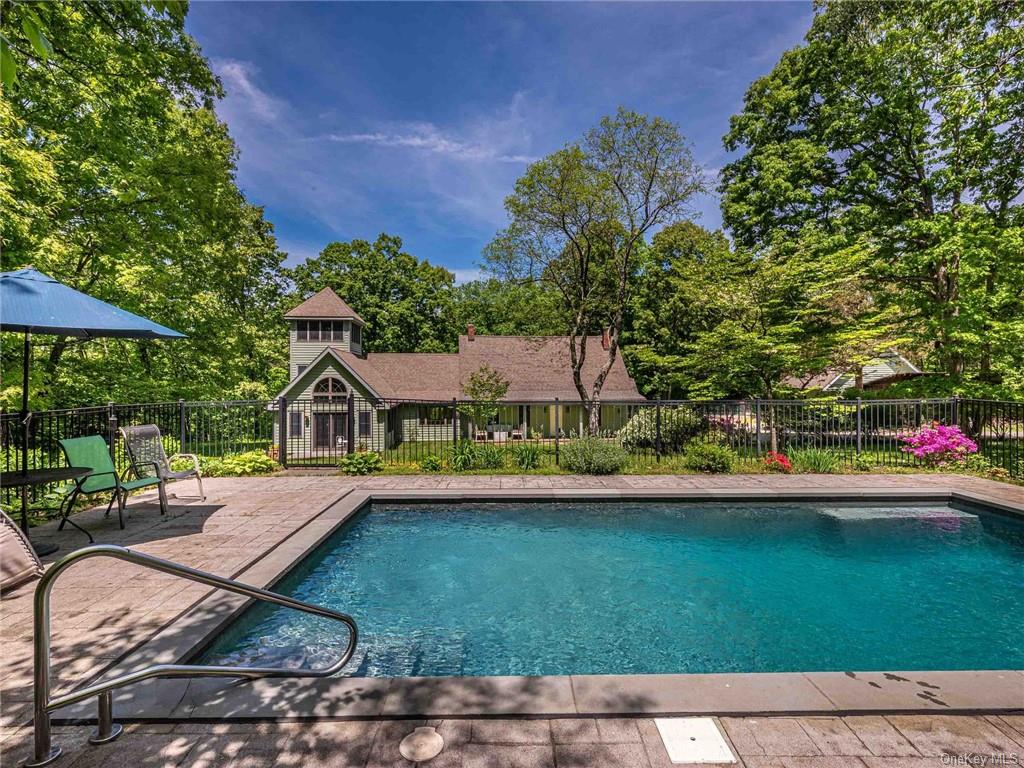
[
  {"left": 774, "top": 401, "right": 855, "bottom": 440},
  {"left": 624, "top": 223, "right": 739, "bottom": 397},
  {"left": 852, "top": 454, "right": 874, "bottom": 472},
  {"left": 682, "top": 440, "right": 735, "bottom": 474},
  {"left": 287, "top": 235, "right": 456, "bottom": 353},
  {"left": 196, "top": 451, "right": 278, "bottom": 478},
  {"left": 458, "top": 364, "right": 511, "bottom": 432},
  {"left": 788, "top": 448, "right": 842, "bottom": 474},
  {"left": 720, "top": 0, "right": 1024, "bottom": 397},
  {"left": 560, "top": 437, "right": 628, "bottom": 475},
  {"left": 618, "top": 406, "right": 704, "bottom": 452},
  {"left": 0, "top": 2, "right": 287, "bottom": 409},
  {"left": 418, "top": 455, "right": 442, "bottom": 473},
  {"left": 338, "top": 452, "right": 384, "bottom": 476},
  {"left": 513, "top": 443, "right": 542, "bottom": 470},
  {"left": 446, "top": 440, "right": 477, "bottom": 472},
  {"left": 474, "top": 443, "right": 507, "bottom": 470},
  {"left": 486, "top": 109, "right": 706, "bottom": 431},
  {"left": 452, "top": 279, "right": 566, "bottom": 337}
]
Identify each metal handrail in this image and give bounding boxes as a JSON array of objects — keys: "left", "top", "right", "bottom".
[{"left": 26, "top": 544, "right": 358, "bottom": 767}]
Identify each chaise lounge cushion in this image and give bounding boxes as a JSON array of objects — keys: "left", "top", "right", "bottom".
[{"left": 1, "top": 507, "right": 43, "bottom": 591}]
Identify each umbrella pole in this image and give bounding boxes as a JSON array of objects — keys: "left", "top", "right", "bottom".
[
  {"left": 21, "top": 330, "right": 29, "bottom": 477},
  {"left": 20, "top": 331, "right": 30, "bottom": 535}
]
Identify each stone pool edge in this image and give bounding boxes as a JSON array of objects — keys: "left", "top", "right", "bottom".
[{"left": 52, "top": 486, "right": 1024, "bottom": 723}]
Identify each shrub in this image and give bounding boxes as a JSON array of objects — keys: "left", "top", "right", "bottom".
[
  {"left": 901, "top": 423, "right": 978, "bottom": 466},
  {"left": 447, "top": 440, "right": 476, "bottom": 472},
  {"left": 475, "top": 443, "right": 507, "bottom": 469},
  {"left": 682, "top": 441, "right": 735, "bottom": 474},
  {"left": 419, "top": 454, "right": 442, "bottom": 473},
  {"left": 189, "top": 451, "right": 278, "bottom": 478},
  {"left": 561, "top": 437, "right": 628, "bottom": 475},
  {"left": 961, "top": 453, "right": 1010, "bottom": 480},
  {"left": 763, "top": 451, "right": 792, "bottom": 473},
  {"left": 789, "top": 447, "right": 842, "bottom": 473},
  {"left": 898, "top": 423, "right": 978, "bottom": 465},
  {"left": 618, "top": 406, "right": 704, "bottom": 452},
  {"left": 339, "top": 452, "right": 384, "bottom": 475},
  {"left": 852, "top": 454, "right": 874, "bottom": 472},
  {"left": 513, "top": 443, "right": 541, "bottom": 470}
]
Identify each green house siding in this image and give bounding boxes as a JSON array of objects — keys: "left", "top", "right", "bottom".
[
  {"left": 273, "top": 354, "right": 387, "bottom": 460},
  {"left": 287, "top": 320, "right": 363, "bottom": 379}
]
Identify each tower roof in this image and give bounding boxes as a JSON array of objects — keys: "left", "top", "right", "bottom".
[{"left": 284, "top": 287, "right": 365, "bottom": 323}]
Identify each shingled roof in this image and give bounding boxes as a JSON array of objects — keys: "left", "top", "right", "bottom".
[
  {"left": 455, "top": 335, "right": 644, "bottom": 402},
  {"left": 284, "top": 287, "right": 365, "bottom": 323},
  {"left": 287, "top": 335, "right": 645, "bottom": 402}
]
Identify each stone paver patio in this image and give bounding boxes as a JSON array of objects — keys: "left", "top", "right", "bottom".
[{"left": 2, "top": 473, "right": 1022, "bottom": 767}]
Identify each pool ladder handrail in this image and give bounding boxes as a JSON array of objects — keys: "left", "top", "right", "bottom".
[{"left": 25, "top": 544, "right": 358, "bottom": 767}]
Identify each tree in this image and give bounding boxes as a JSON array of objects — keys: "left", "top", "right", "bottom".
[
  {"left": 721, "top": 0, "right": 1024, "bottom": 389},
  {"left": 486, "top": 108, "right": 705, "bottom": 433},
  {"left": 287, "top": 234, "right": 457, "bottom": 354},
  {"left": 1, "top": 1, "right": 288, "bottom": 408},
  {"left": 452, "top": 278, "right": 565, "bottom": 337},
  {"left": 458, "top": 364, "right": 510, "bottom": 434},
  {"left": 624, "top": 222, "right": 737, "bottom": 397}
]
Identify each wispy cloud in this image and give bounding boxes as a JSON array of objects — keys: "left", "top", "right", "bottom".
[
  {"left": 324, "top": 123, "right": 536, "bottom": 164},
  {"left": 213, "top": 59, "right": 283, "bottom": 122}
]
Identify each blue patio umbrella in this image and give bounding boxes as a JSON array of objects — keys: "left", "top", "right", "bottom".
[{"left": 1, "top": 269, "right": 185, "bottom": 544}]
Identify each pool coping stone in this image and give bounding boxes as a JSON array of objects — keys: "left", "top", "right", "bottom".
[{"left": 51, "top": 485, "right": 1024, "bottom": 723}]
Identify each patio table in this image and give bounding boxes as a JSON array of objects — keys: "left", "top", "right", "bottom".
[{"left": 1, "top": 466, "right": 91, "bottom": 556}]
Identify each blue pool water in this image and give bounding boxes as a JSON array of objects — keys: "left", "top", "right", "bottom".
[{"left": 199, "top": 501, "right": 1024, "bottom": 676}]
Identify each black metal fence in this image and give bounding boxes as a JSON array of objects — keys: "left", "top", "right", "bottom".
[{"left": 2, "top": 397, "right": 1021, "bottom": 507}]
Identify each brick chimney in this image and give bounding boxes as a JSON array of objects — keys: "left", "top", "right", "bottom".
[
  {"left": 601, "top": 327, "right": 611, "bottom": 350},
  {"left": 467, "top": 323, "right": 476, "bottom": 341}
]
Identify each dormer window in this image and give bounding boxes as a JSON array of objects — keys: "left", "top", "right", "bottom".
[
  {"left": 312, "top": 377, "right": 347, "bottom": 402},
  {"left": 351, "top": 323, "right": 361, "bottom": 345},
  {"left": 296, "top": 320, "right": 346, "bottom": 342}
]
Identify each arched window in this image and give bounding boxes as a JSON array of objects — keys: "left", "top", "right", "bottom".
[{"left": 312, "top": 377, "right": 347, "bottom": 402}]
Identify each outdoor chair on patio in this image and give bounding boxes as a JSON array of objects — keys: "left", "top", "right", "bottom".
[
  {"left": 58, "top": 435, "right": 168, "bottom": 538},
  {"left": 121, "top": 424, "right": 205, "bottom": 502}
]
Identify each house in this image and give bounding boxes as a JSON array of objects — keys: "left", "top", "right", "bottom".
[
  {"left": 272, "top": 288, "right": 645, "bottom": 459},
  {"left": 785, "top": 352, "right": 924, "bottom": 392}
]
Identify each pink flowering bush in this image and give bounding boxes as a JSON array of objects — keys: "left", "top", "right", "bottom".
[{"left": 898, "top": 423, "right": 978, "bottom": 465}]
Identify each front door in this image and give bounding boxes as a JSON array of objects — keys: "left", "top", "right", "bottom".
[{"left": 313, "top": 412, "right": 347, "bottom": 452}]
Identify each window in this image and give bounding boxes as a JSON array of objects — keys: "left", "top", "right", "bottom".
[
  {"left": 296, "top": 364, "right": 308, "bottom": 376},
  {"left": 351, "top": 323, "right": 361, "bottom": 346},
  {"left": 418, "top": 406, "right": 448, "bottom": 426},
  {"left": 359, "top": 410, "right": 371, "bottom": 437},
  {"left": 312, "top": 377, "right": 347, "bottom": 402},
  {"left": 289, "top": 411, "right": 303, "bottom": 437},
  {"left": 298, "top": 320, "right": 350, "bottom": 343}
]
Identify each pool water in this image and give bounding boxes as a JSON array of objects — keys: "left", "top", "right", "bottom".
[{"left": 199, "top": 501, "right": 1024, "bottom": 676}]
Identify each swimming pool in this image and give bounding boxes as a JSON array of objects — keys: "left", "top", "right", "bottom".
[{"left": 198, "top": 500, "right": 1024, "bottom": 677}]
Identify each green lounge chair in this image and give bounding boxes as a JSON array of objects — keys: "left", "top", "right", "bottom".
[{"left": 57, "top": 435, "right": 168, "bottom": 541}]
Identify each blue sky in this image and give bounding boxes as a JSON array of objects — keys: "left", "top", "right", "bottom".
[{"left": 186, "top": 2, "right": 813, "bottom": 281}]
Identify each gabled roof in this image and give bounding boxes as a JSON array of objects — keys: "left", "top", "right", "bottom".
[
  {"left": 277, "top": 334, "right": 646, "bottom": 403},
  {"left": 456, "top": 335, "right": 645, "bottom": 402},
  {"left": 783, "top": 352, "right": 924, "bottom": 392},
  {"left": 283, "top": 287, "right": 365, "bottom": 323}
]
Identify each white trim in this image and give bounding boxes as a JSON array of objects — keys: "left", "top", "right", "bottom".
[{"left": 270, "top": 347, "right": 382, "bottom": 403}]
